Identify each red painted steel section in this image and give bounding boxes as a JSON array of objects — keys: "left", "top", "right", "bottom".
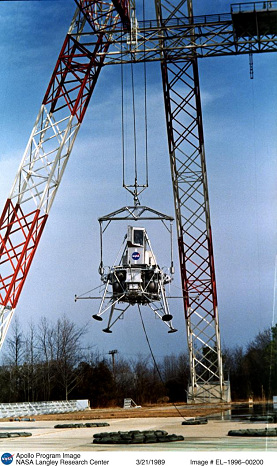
[
  {"left": 43, "top": 35, "right": 107, "bottom": 123},
  {"left": 160, "top": 56, "right": 218, "bottom": 323},
  {"left": 75, "top": 1, "right": 130, "bottom": 32},
  {"left": 44, "top": 2, "right": 130, "bottom": 122},
  {"left": 0, "top": 199, "right": 47, "bottom": 308},
  {"left": 111, "top": 0, "right": 130, "bottom": 28},
  {"left": 178, "top": 236, "right": 189, "bottom": 317},
  {"left": 208, "top": 226, "right": 218, "bottom": 316},
  {"left": 0, "top": 200, "right": 20, "bottom": 259}
]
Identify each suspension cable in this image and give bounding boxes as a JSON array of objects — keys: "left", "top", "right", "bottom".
[
  {"left": 143, "top": 0, "right": 149, "bottom": 187},
  {"left": 121, "top": 60, "right": 125, "bottom": 188},
  {"left": 121, "top": 2, "right": 149, "bottom": 204},
  {"left": 130, "top": 61, "right": 138, "bottom": 184}
]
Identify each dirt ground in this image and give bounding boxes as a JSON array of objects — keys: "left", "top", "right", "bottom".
[{"left": 16, "top": 402, "right": 231, "bottom": 422}]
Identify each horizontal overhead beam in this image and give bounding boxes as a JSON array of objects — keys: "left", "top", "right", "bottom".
[{"left": 70, "top": 8, "right": 277, "bottom": 65}]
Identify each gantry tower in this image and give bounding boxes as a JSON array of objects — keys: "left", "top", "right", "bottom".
[{"left": 0, "top": 1, "right": 276, "bottom": 402}]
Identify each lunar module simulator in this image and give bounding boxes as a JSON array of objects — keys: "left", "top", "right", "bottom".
[{"left": 92, "top": 224, "right": 177, "bottom": 334}]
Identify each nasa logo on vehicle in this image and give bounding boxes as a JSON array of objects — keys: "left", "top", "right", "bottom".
[
  {"left": 132, "top": 251, "right": 140, "bottom": 261},
  {"left": 1, "top": 454, "right": 14, "bottom": 465}
]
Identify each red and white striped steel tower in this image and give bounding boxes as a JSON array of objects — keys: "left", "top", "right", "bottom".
[{"left": 0, "top": 0, "right": 131, "bottom": 349}]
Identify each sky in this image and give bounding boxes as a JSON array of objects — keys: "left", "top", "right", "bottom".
[{"left": 0, "top": 0, "right": 276, "bottom": 364}]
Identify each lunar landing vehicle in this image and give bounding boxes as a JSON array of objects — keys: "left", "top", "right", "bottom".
[{"left": 76, "top": 204, "right": 177, "bottom": 334}]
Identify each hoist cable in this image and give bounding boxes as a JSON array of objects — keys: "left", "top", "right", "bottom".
[
  {"left": 130, "top": 60, "right": 138, "bottom": 183},
  {"left": 121, "top": 60, "right": 125, "bottom": 188},
  {"left": 143, "top": 0, "right": 149, "bottom": 187},
  {"left": 120, "top": 2, "right": 149, "bottom": 201}
]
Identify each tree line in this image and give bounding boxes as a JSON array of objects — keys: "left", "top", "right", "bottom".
[{"left": 0, "top": 315, "right": 276, "bottom": 406}]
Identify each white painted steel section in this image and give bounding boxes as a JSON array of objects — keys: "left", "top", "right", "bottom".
[
  {"left": 0, "top": 305, "right": 15, "bottom": 350},
  {"left": 6, "top": 4, "right": 91, "bottom": 215},
  {"left": 9, "top": 108, "right": 80, "bottom": 215}
]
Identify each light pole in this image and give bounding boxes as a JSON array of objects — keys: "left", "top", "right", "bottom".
[{"left": 109, "top": 349, "right": 118, "bottom": 377}]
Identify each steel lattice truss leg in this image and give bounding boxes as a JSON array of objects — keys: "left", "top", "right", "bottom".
[
  {"left": 0, "top": 1, "right": 129, "bottom": 349},
  {"left": 156, "top": 0, "right": 229, "bottom": 402}
]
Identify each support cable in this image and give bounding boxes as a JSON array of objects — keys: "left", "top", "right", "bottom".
[
  {"left": 75, "top": 284, "right": 105, "bottom": 300},
  {"left": 121, "top": 59, "right": 125, "bottom": 188},
  {"left": 143, "top": 0, "right": 149, "bottom": 187},
  {"left": 131, "top": 61, "right": 138, "bottom": 184},
  {"left": 121, "top": 2, "right": 149, "bottom": 205}
]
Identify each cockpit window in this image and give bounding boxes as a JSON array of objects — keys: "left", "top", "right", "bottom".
[{"left": 133, "top": 229, "right": 144, "bottom": 246}]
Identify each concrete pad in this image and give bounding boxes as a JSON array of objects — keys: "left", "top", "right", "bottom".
[{"left": 1, "top": 417, "right": 277, "bottom": 451}]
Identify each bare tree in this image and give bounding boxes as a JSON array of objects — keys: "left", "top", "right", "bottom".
[
  {"left": 53, "top": 315, "right": 87, "bottom": 400},
  {"left": 4, "top": 316, "right": 25, "bottom": 401},
  {"left": 21, "top": 321, "right": 39, "bottom": 402},
  {"left": 36, "top": 316, "right": 56, "bottom": 400},
  {"left": 113, "top": 357, "right": 134, "bottom": 401}
]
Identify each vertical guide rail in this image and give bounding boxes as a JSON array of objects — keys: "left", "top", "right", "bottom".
[
  {"left": 156, "top": 0, "right": 227, "bottom": 402},
  {"left": 0, "top": 1, "right": 129, "bottom": 350}
]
